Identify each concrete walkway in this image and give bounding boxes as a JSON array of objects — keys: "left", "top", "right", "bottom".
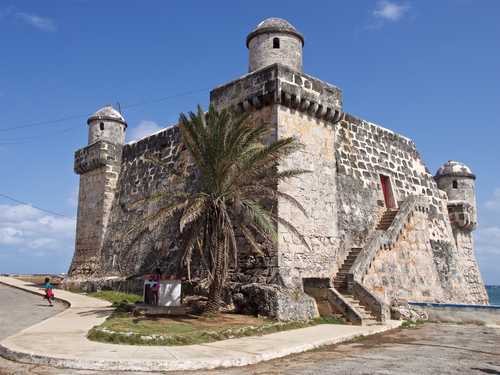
[{"left": 0, "top": 276, "right": 401, "bottom": 372}]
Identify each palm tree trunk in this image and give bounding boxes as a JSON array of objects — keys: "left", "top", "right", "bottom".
[
  {"left": 204, "top": 248, "right": 224, "bottom": 313},
  {"left": 204, "top": 212, "right": 224, "bottom": 314}
]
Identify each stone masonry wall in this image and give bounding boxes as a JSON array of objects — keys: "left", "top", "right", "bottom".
[
  {"left": 452, "top": 229, "right": 489, "bottom": 304},
  {"left": 275, "top": 105, "right": 339, "bottom": 289},
  {"left": 69, "top": 139, "right": 123, "bottom": 276},
  {"left": 67, "top": 60, "right": 488, "bottom": 310},
  {"left": 96, "top": 125, "right": 196, "bottom": 277},
  {"left": 363, "top": 209, "right": 447, "bottom": 305},
  {"left": 335, "top": 113, "right": 443, "bottom": 249},
  {"left": 69, "top": 167, "right": 106, "bottom": 275}
]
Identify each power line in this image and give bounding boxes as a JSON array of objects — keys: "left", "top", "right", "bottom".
[
  {"left": 0, "top": 86, "right": 214, "bottom": 133},
  {"left": 0, "top": 193, "right": 77, "bottom": 221},
  {"left": 0, "top": 123, "right": 85, "bottom": 145},
  {"left": 0, "top": 114, "right": 92, "bottom": 132},
  {"left": 120, "top": 87, "right": 213, "bottom": 109}
]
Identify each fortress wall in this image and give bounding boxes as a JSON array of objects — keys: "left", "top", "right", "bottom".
[
  {"left": 70, "top": 166, "right": 107, "bottom": 275},
  {"left": 226, "top": 106, "right": 280, "bottom": 284},
  {"left": 275, "top": 105, "right": 340, "bottom": 289},
  {"left": 363, "top": 209, "right": 447, "bottom": 305},
  {"left": 333, "top": 114, "right": 490, "bottom": 305},
  {"left": 361, "top": 199, "right": 489, "bottom": 306},
  {"left": 452, "top": 229, "right": 489, "bottom": 304},
  {"left": 96, "top": 126, "right": 189, "bottom": 277},
  {"left": 334, "top": 113, "right": 443, "bottom": 247}
]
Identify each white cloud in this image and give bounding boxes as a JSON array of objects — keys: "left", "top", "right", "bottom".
[
  {"left": 373, "top": 0, "right": 411, "bottom": 21},
  {"left": 65, "top": 187, "right": 79, "bottom": 208},
  {"left": 0, "top": 7, "right": 56, "bottom": 32},
  {"left": 475, "top": 227, "right": 500, "bottom": 255},
  {"left": 0, "top": 204, "right": 76, "bottom": 273},
  {"left": 16, "top": 12, "right": 57, "bottom": 32},
  {"left": 0, "top": 227, "right": 23, "bottom": 245},
  {"left": 127, "top": 120, "right": 162, "bottom": 141},
  {"left": 0, "top": 204, "right": 43, "bottom": 223},
  {"left": 475, "top": 190, "right": 500, "bottom": 284},
  {"left": 484, "top": 188, "right": 500, "bottom": 211},
  {"left": 27, "top": 237, "right": 62, "bottom": 250}
]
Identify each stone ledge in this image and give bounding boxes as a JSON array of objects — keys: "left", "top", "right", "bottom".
[
  {"left": 74, "top": 141, "right": 122, "bottom": 174},
  {"left": 210, "top": 63, "right": 343, "bottom": 124}
]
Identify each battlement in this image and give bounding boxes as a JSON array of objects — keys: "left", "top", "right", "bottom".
[
  {"left": 74, "top": 141, "right": 122, "bottom": 174},
  {"left": 210, "top": 63, "right": 343, "bottom": 123}
]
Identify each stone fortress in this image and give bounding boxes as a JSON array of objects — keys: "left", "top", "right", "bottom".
[{"left": 61, "top": 18, "right": 489, "bottom": 324}]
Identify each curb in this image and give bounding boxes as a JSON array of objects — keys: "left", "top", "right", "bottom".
[{"left": 0, "top": 322, "right": 402, "bottom": 372}]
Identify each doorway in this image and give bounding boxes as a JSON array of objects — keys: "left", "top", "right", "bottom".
[{"left": 380, "top": 175, "right": 397, "bottom": 209}]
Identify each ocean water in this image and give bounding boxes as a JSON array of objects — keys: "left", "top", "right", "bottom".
[{"left": 486, "top": 285, "right": 500, "bottom": 306}]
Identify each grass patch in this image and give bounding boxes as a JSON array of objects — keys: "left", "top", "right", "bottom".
[
  {"left": 87, "top": 313, "right": 346, "bottom": 347},
  {"left": 70, "top": 289, "right": 86, "bottom": 294},
  {"left": 87, "top": 290, "right": 143, "bottom": 305}
]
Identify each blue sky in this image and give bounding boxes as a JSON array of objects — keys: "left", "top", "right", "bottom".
[{"left": 1, "top": 1, "right": 499, "bottom": 284}]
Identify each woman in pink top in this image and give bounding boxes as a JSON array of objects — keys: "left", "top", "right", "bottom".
[{"left": 151, "top": 268, "right": 161, "bottom": 306}]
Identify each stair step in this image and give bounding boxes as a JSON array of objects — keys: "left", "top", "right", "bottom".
[{"left": 376, "top": 210, "right": 399, "bottom": 231}]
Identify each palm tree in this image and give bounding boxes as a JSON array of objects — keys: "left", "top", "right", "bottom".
[{"left": 126, "top": 104, "right": 309, "bottom": 314}]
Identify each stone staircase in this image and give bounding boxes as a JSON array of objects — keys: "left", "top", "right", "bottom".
[
  {"left": 375, "top": 209, "right": 398, "bottom": 230},
  {"left": 340, "top": 294, "right": 380, "bottom": 326},
  {"left": 333, "top": 247, "right": 362, "bottom": 292},
  {"left": 329, "top": 247, "right": 381, "bottom": 325}
]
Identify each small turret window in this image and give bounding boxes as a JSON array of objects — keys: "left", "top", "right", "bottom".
[
  {"left": 452, "top": 180, "right": 458, "bottom": 189},
  {"left": 273, "top": 37, "right": 280, "bottom": 49},
  {"left": 100, "top": 122, "right": 104, "bottom": 131}
]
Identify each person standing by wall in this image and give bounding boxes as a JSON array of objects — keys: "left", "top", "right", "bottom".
[{"left": 151, "top": 268, "right": 161, "bottom": 306}]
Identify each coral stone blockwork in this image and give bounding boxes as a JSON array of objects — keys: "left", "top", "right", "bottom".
[{"left": 62, "top": 19, "right": 489, "bottom": 320}]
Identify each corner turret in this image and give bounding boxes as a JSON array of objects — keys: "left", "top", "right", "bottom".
[
  {"left": 87, "top": 104, "right": 127, "bottom": 145},
  {"left": 69, "top": 104, "right": 127, "bottom": 277},
  {"left": 435, "top": 160, "right": 477, "bottom": 230},
  {"left": 246, "top": 18, "right": 304, "bottom": 73}
]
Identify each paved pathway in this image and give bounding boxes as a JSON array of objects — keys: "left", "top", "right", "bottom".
[
  {"left": 0, "top": 276, "right": 401, "bottom": 372},
  {"left": 0, "top": 283, "right": 66, "bottom": 341}
]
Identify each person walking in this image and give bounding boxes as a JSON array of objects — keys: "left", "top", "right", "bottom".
[{"left": 40, "top": 277, "right": 54, "bottom": 306}]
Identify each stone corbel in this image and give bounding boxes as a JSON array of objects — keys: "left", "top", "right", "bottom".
[{"left": 307, "top": 102, "right": 319, "bottom": 116}]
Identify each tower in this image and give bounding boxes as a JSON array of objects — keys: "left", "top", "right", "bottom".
[
  {"left": 87, "top": 103, "right": 127, "bottom": 145},
  {"left": 246, "top": 18, "right": 305, "bottom": 73},
  {"left": 435, "top": 160, "right": 477, "bottom": 230},
  {"left": 434, "top": 160, "right": 487, "bottom": 304},
  {"left": 69, "top": 104, "right": 127, "bottom": 277},
  {"left": 211, "top": 18, "right": 343, "bottom": 293}
]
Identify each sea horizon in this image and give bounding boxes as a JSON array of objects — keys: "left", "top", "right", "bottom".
[{"left": 485, "top": 285, "right": 500, "bottom": 306}]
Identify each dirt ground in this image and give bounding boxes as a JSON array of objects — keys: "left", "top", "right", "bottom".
[
  {"left": 136, "top": 313, "right": 272, "bottom": 327},
  {"left": 13, "top": 275, "right": 62, "bottom": 286},
  {"left": 1, "top": 323, "right": 499, "bottom": 375}
]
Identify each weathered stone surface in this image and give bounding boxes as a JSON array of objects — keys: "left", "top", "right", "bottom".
[
  {"left": 63, "top": 18, "right": 489, "bottom": 319},
  {"left": 391, "top": 305, "right": 429, "bottom": 321}
]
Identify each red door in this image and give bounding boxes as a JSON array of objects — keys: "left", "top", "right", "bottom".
[{"left": 380, "top": 175, "right": 396, "bottom": 208}]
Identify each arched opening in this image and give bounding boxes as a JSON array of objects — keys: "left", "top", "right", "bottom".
[
  {"left": 99, "top": 122, "right": 104, "bottom": 131},
  {"left": 273, "top": 37, "right": 280, "bottom": 49},
  {"left": 452, "top": 180, "right": 458, "bottom": 189}
]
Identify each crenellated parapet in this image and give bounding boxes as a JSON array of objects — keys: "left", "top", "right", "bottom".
[
  {"left": 210, "top": 63, "right": 343, "bottom": 124},
  {"left": 447, "top": 201, "right": 478, "bottom": 230},
  {"left": 74, "top": 141, "right": 123, "bottom": 174}
]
